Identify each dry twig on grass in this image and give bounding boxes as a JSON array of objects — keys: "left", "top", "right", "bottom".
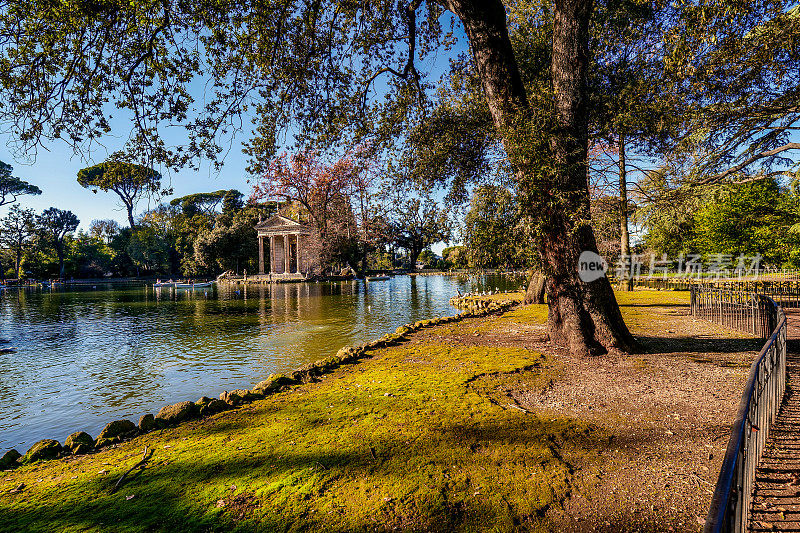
[{"left": 111, "top": 447, "right": 151, "bottom": 494}]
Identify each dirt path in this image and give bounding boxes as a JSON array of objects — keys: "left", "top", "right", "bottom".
[
  {"left": 750, "top": 310, "right": 800, "bottom": 532},
  {"left": 442, "top": 292, "right": 765, "bottom": 531}
]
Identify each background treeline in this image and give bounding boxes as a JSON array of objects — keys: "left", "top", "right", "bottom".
[
  {"left": 0, "top": 154, "right": 456, "bottom": 279},
  {"left": 0, "top": 188, "right": 269, "bottom": 279}
]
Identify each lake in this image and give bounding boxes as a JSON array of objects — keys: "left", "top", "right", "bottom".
[{"left": 0, "top": 274, "right": 525, "bottom": 452}]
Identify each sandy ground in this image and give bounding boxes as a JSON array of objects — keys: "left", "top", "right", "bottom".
[{"left": 420, "top": 294, "right": 763, "bottom": 531}]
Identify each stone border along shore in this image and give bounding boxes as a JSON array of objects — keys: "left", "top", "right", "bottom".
[
  {"left": 0, "top": 299, "right": 518, "bottom": 470},
  {"left": 448, "top": 290, "right": 521, "bottom": 311}
]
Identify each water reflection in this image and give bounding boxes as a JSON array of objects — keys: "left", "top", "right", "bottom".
[{"left": 0, "top": 273, "right": 525, "bottom": 451}]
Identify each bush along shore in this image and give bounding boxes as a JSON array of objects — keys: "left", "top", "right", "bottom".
[{"left": 0, "top": 299, "right": 518, "bottom": 472}]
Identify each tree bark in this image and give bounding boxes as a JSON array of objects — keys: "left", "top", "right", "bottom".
[
  {"left": 524, "top": 271, "right": 547, "bottom": 304},
  {"left": 408, "top": 245, "right": 423, "bottom": 270},
  {"left": 618, "top": 135, "right": 632, "bottom": 291},
  {"left": 126, "top": 203, "right": 136, "bottom": 230},
  {"left": 56, "top": 242, "right": 65, "bottom": 280},
  {"left": 447, "top": 0, "right": 639, "bottom": 356}
]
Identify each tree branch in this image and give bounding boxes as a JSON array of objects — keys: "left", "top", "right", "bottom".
[
  {"left": 695, "top": 142, "right": 800, "bottom": 185},
  {"left": 360, "top": 0, "right": 424, "bottom": 110}
]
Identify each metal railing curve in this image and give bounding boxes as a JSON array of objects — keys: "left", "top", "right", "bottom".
[{"left": 694, "top": 286, "right": 787, "bottom": 533}]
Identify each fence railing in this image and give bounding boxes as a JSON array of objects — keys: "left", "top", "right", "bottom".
[
  {"left": 631, "top": 279, "right": 800, "bottom": 307},
  {"left": 693, "top": 287, "right": 788, "bottom": 533},
  {"left": 690, "top": 287, "right": 777, "bottom": 338},
  {"left": 707, "top": 281, "right": 800, "bottom": 309}
]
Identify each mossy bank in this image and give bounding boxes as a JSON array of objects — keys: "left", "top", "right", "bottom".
[{"left": 0, "top": 291, "right": 756, "bottom": 531}]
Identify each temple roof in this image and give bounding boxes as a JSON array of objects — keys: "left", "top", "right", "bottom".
[{"left": 255, "top": 214, "right": 314, "bottom": 235}]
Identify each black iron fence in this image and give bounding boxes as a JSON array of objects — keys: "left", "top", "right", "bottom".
[
  {"left": 690, "top": 287, "right": 778, "bottom": 338},
  {"left": 707, "top": 281, "right": 800, "bottom": 309},
  {"left": 631, "top": 278, "right": 800, "bottom": 307},
  {"left": 693, "top": 287, "right": 788, "bottom": 532}
]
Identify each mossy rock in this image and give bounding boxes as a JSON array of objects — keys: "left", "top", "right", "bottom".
[
  {"left": 322, "top": 355, "right": 342, "bottom": 367},
  {"left": 395, "top": 325, "right": 412, "bottom": 336},
  {"left": 199, "top": 398, "right": 228, "bottom": 417},
  {"left": 291, "top": 369, "right": 313, "bottom": 382},
  {"left": 138, "top": 413, "right": 156, "bottom": 433},
  {"left": 64, "top": 431, "right": 94, "bottom": 454},
  {"left": 21, "top": 439, "right": 62, "bottom": 464},
  {"left": 253, "top": 374, "right": 295, "bottom": 395},
  {"left": 73, "top": 443, "right": 93, "bottom": 455},
  {"left": 0, "top": 449, "right": 21, "bottom": 469},
  {"left": 96, "top": 420, "right": 137, "bottom": 448},
  {"left": 336, "top": 346, "right": 361, "bottom": 363},
  {"left": 156, "top": 401, "right": 198, "bottom": 426},
  {"left": 220, "top": 390, "right": 243, "bottom": 406},
  {"left": 195, "top": 396, "right": 213, "bottom": 407},
  {"left": 231, "top": 388, "right": 258, "bottom": 401}
]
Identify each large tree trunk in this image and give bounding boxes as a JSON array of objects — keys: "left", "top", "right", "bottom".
[
  {"left": 525, "top": 271, "right": 546, "bottom": 304},
  {"left": 618, "top": 135, "right": 633, "bottom": 291},
  {"left": 56, "top": 243, "right": 65, "bottom": 280},
  {"left": 125, "top": 202, "right": 136, "bottom": 230},
  {"left": 409, "top": 245, "right": 423, "bottom": 270},
  {"left": 448, "top": 0, "right": 639, "bottom": 356}
]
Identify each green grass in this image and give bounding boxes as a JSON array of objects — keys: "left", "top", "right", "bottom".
[{"left": 0, "top": 332, "right": 588, "bottom": 531}]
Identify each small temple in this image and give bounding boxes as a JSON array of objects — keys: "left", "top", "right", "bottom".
[{"left": 255, "top": 215, "right": 317, "bottom": 279}]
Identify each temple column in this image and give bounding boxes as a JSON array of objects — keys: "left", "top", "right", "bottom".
[
  {"left": 269, "top": 235, "right": 275, "bottom": 274},
  {"left": 297, "top": 234, "right": 302, "bottom": 274},
  {"left": 258, "top": 235, "right": 264, "bottom": 274},
  {"left": 284, "top": 234, "right": 290, "bottom": 274}
]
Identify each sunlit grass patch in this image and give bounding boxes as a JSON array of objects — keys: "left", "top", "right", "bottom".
[{"left": 0, "top": 333, "right": 585, "bottom": 532}]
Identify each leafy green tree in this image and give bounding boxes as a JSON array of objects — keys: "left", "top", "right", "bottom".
[
  {"left": 0, "top": 160, "right": 40, "bottom": 207},
  {"left": 663, "top": 2, "right": 800, "bottom": 185},
  {"left": 88, "top": 219, "right": 121, "bottom": 245},
  {"left": 193, "top": 216, "right": 258, "bottom": 274},
  {"left": 692, "top": 178, "right": 798, "bottom": 265},
  {"left": 127, "top": 205, "right": 184, "bottom": 275},
  {"left": 0, "top": 204, "right": 36, "bottom": 278},
  {"left": 417, "top": 249, "right": 442, "bottom": 269},
  {"left": 588, "top": 193, "right": 622, "bottom": 263},
  {"left": 170, "top": 189, "right": 244, "bottom": 217},
  {"left": 37, "top": 207, "right": 79, "bottom": 279},
  {"left": 77, "top": 158, "right": 163, "bottom": 229},
  {"left": 389, "top": 196, "right": 450, "bottom": 270},
  {"left": 464, "top": 185, "right": 519, "bottom": 269},
  {"left": 70, "top": 231, "right": 116, "bottom": 278},
  {"left": 442, "top": 245, "right": 468, "bottom": 269}
]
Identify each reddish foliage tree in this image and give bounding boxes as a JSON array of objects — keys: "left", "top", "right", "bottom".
[{"left": 251, "top": 150, "right": 389, "bottom": 274}]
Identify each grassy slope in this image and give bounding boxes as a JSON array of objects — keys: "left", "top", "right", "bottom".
[{"left": 1, "top": 291, "right": 692, "bottom": 532}]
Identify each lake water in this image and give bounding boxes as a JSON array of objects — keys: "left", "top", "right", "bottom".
[{"left": 0, "top": 274, "right": 525, "bottom": 452}]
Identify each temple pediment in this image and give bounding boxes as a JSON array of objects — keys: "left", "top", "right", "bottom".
[{"left": 255, "top": 215, "right": 313, "bottom": 235}]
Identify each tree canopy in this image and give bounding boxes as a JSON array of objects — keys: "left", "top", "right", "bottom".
[
  {"left": 170, "top": 189, "right": 243, "bottom": 216},
  {"left": 77, "top": 159, "right": 163, "bottom": 229},
  {"left": 10, "top": 0, "right": 796, "bottom": 353},
  {"left": 0, "top": 160, "right": 41, "bottom": 207},
  {"left": 37, "top": 207, "right": 79, "bottom": 279}
]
